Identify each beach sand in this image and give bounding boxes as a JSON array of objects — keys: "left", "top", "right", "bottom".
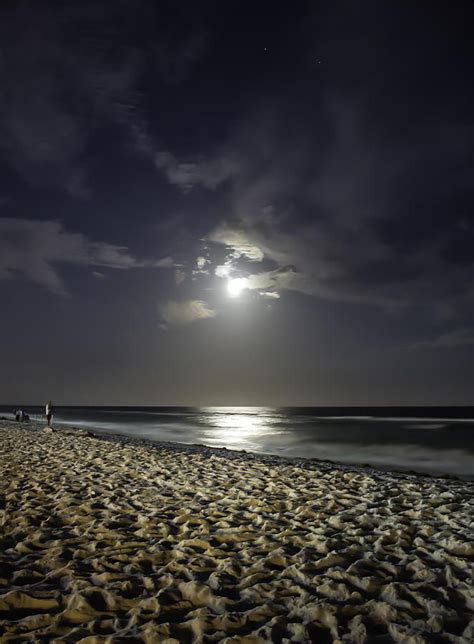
[{"left": 0, "top": 421, "right": 473, "bottom": 643}]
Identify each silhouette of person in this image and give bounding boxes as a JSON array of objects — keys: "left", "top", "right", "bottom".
[{"left": 46, "top": 401, "right": 53, "bottom": 427}]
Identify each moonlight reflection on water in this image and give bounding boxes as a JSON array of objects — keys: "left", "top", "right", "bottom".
[{"left": 200, "top": 407, "right": 275, "bottom": 451}]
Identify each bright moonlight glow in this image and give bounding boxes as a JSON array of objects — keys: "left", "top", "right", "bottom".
[{"left": 227, "top": 277, "right": 248, "bottom": 297}]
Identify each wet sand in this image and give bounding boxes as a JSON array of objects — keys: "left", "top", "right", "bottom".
[{"left": 0, "top": 421, "right": 473, "bottom": 642}]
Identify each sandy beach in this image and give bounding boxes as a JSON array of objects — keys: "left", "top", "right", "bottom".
[{"left": 0, "top": 421, "right": 473, "bottom": 643}]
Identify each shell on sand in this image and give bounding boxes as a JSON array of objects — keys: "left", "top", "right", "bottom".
[{"left": 0, "top": 422, "right": 473, "bottom": 642}]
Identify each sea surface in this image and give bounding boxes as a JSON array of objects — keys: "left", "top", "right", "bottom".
[{"left": 2, "top": 406, "right": 473, "bottom": 479}]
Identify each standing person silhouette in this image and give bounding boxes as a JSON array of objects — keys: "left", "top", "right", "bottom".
[{"left": 46, "top": 401, "right": 53, "bottom": 427}]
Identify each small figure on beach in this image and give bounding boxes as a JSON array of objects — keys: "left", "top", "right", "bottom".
[
  {"left": 45, "top": 401, "right": 53, "bottom": 427},
  {"left": 15, "top": 408, "right": 24, "bottom": 422}
]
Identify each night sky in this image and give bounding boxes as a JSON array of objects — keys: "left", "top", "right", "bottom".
[{"left": 1, "top": 1, "right": 473, "bottom": 406}]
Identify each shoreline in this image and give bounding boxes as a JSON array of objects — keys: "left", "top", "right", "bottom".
[
  {"left": 3, "top": 417, "right": 472, "bottom": 483},
  {"left": 1, "top": 421, "right": 473, "bottom": 641}
]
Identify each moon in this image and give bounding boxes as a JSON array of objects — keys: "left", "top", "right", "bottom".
[{"left": 227, "top": 278, "right": 248, "bottom": 297}]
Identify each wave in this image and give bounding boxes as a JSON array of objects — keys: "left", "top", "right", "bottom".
[
  {"left": 271, "top": 442, "right": 474, "bottom": 479},
  {"left": 314, "top": 415, "right": 474, "bottom": 423}
]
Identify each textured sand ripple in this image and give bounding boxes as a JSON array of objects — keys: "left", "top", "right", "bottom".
[{"left": 0, "top": 422, "right": 473, "bottom": 642}]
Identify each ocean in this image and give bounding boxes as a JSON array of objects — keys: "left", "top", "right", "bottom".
[{"left": 2, "top": 406, "right": 473, "bottom": 479}]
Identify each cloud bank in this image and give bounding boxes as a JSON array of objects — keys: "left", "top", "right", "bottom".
[{"left": 198, "top": 100, "right": 474, "bottom": 313}]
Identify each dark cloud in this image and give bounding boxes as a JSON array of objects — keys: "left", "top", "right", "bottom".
[
  {"left": 149, "top": 84, "right": 473, "bottom": 316},
  {"left": 416, "top": 328, "right": 474, "bottom": 349},
  {"left": 0, "top": 217, "right": 171, "bottom": 294},
  {"left": 0, "top": 1, "right": 150, "bottom": 193},
  {"left": 0, "top": 1, "right": 210, "bottom": 196},
  {"left": 196, "top": 97, "right": 474, "bottom": 312},
  {"left": 0, "top": 7, "right": 101, "bottom": 187},
  {"left": 155, "top": 150, "right": 238, "bottom": 193}
]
